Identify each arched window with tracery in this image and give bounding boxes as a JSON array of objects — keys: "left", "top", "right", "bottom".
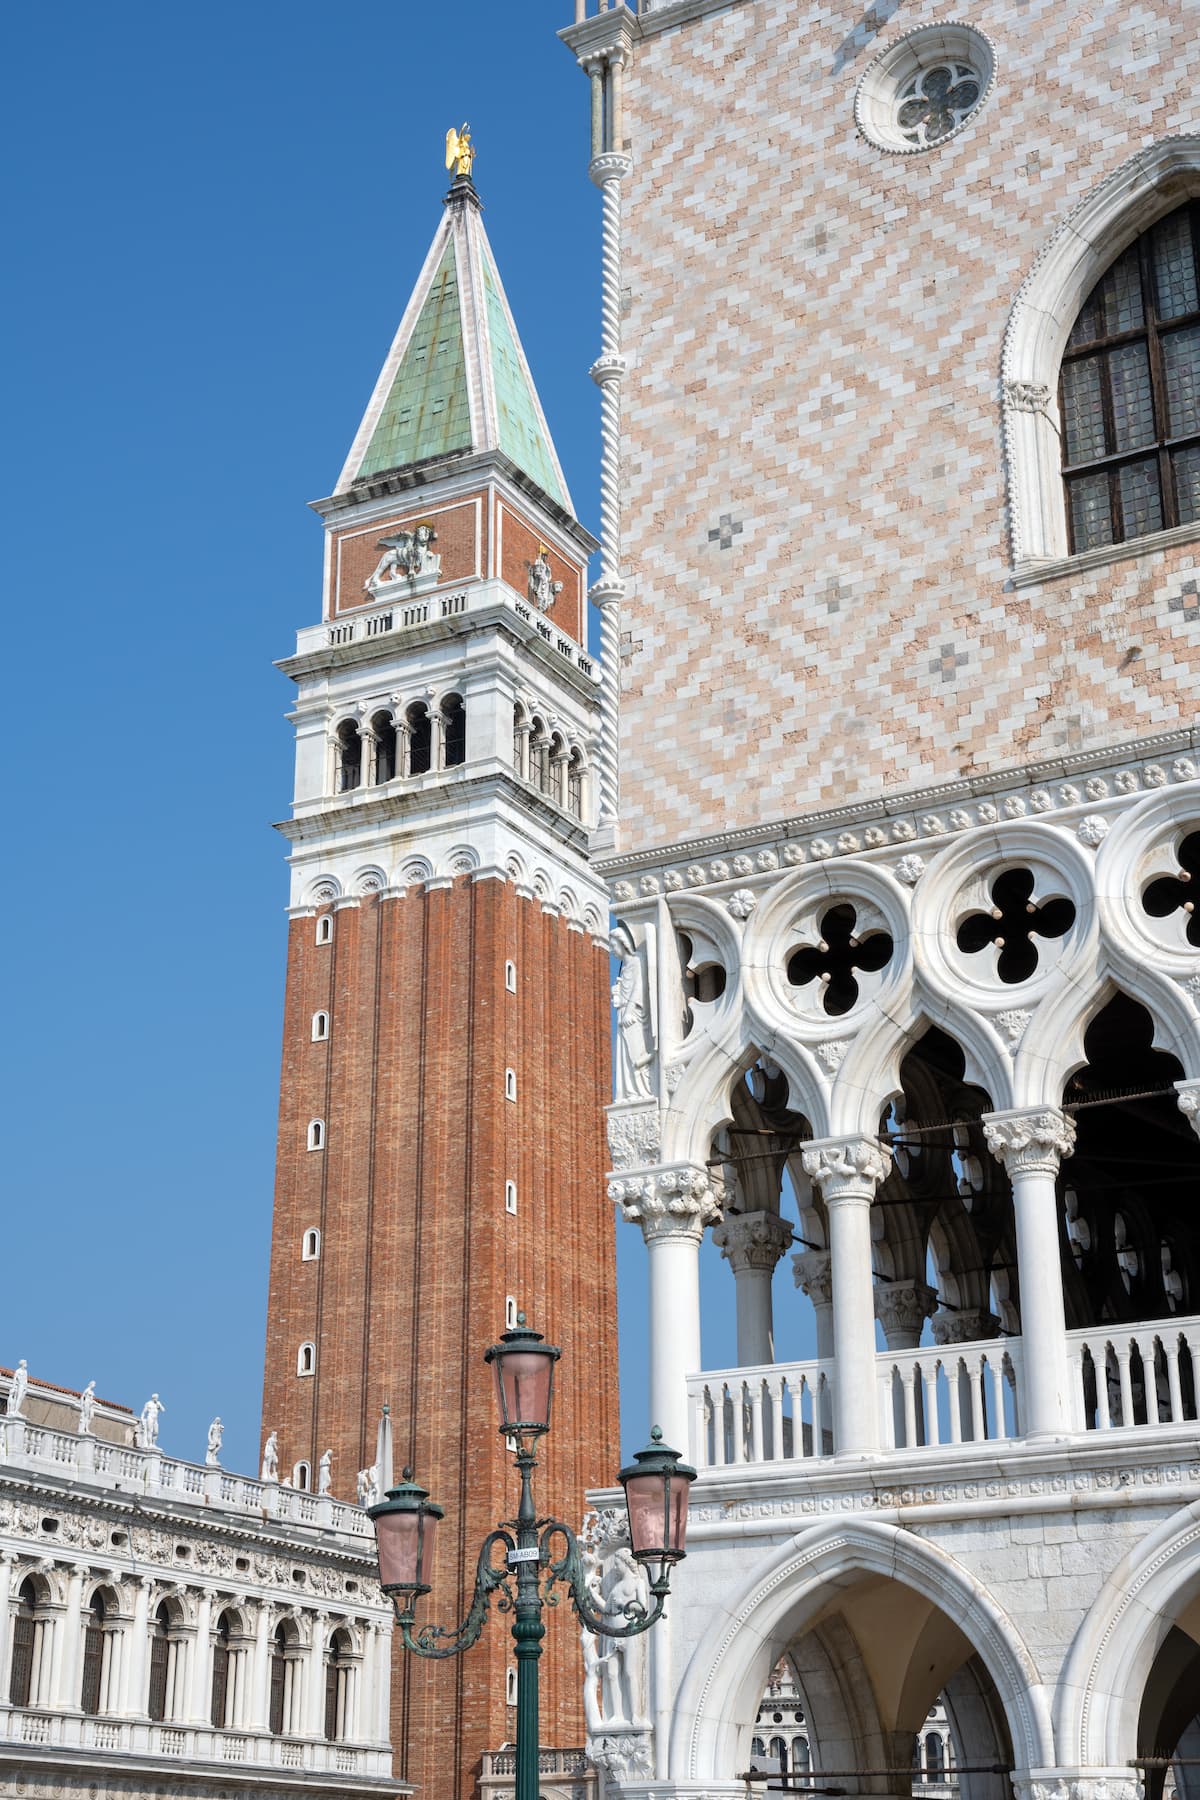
[
  {"left": 335, "top": 721, "right": 362, "bottom": 793},
  {"left": 1061, "top": 201, "right": 1200, "bottom": 552}
]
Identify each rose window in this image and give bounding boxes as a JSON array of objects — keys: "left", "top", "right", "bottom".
[
  {"left": 787, "top": 903, "right": 893, "bottom": 1017},
  {"left": 896, "top": 62, "right": 980, "bottom": 147},
  {"left": 955, "top": 867, "right": 1075, "bottom": 983},
  {"left": 854, "top": 23, "right": 995, "bottom": 156},
  {"left": 1142, "top": 830, "right": 1200, "bottom": 947}
]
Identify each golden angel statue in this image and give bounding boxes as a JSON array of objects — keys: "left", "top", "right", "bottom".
[{"left": 445, "top": 123, "right": 476, "bottom": 178}]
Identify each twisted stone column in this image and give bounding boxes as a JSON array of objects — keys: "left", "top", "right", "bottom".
[
  {"left": 589, "top": 149, "right": 631, "bottom": 835},
  {"left": 802, "top": 1138, "right": 891, "bottom": 1455},
  {"left": 983, "top": 1107, "right": 1076, "bottom": 1439}
]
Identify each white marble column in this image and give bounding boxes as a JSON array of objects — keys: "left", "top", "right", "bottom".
[
  {"left": 613, "top": 1166, "right": 720, "bottom": 1453},
  {"left": 712, "top": 1211, "right": 793, "bottom": 1366},
  {"left": 983, "top": 1107, "right": 1075, "bottom": 1440},
  {"left": 802, "top": 1138, "right": 891, "bottom": 1456},
  {"left": 53, "top": 1567, "right": 85, "bottom": 1710},
  {"left": 188, "top": 1591, "right": 213, "bottom": 1724},
  {"left": 305, "top": 1614, "right": 329, "bottom": 1739},
  {"left": 119, "top": 1577, "right": 152, "bottom": 1717},
  {"left": 792, "top": 1250, "right": 834, "bottom": 1357},
  {"left": 0, "top": 1553, "right": 17, "bottom": 1705},
  {"left": 249, "top": 1603, "right": 272, "bottom": 1731}
]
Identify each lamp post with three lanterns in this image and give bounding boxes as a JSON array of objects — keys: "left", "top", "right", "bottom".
[{"left": 366, "top": 1315, "right": 696, "bottom": 1800}]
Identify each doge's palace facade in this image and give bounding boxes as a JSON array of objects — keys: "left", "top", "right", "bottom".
[{"left": 559, "top": 2, "right": 1200, "bottom": 1798}]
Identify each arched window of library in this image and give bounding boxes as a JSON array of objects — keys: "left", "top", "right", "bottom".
[
  {"left": 270, "top": 1619, "right": 303, "bottom": 1735},
  {"left": 8, "top": 1578, "right": 44, "bottom": 1708},
  {"left": 81, "top": 1589, "right": 113, "bottom": 1715},
  {"left": 324, "top": 1628, "right": 354, "bottom": 1741},
  {"left": 1060, "top": 201, "right": 1200, "bottom": 552}
]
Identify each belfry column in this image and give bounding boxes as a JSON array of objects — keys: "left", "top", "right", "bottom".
[
  {"left": 802, "top": 1138, "right": 891, "bottom": 1456},
  {"left": 713, "top": 1212, "right": 793, "bottom": 1366},
  {"left": 614, "top": 1166, "right": 720, "bottom": 1451},
  {"left": 983, "top": 1107, "right": 1075, "bottom": 1439}
]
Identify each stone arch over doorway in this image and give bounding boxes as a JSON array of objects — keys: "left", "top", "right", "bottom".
[{"left": 668, "top": 1515, "right": 1053, "bottom": 1785}]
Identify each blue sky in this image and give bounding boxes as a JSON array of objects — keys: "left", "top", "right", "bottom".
[{"left": 4, "top": 0, "right": 771, "bottom": 1480}]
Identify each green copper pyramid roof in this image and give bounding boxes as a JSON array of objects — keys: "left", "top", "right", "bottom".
[
  {"left": 357, "top": 241, "right": 471, "bottom": 479},
  {"left": 338, "top": 182, "right": 571, "bottom": 512}
]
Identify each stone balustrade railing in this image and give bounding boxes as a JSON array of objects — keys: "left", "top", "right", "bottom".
[
  {"left": 879, "top": 1343, "right": 1022, "bottom": 1452},
  {"left": 686, "top": 1315, "right": 1200, "bottom": 1470},
  {"left": 3, "top": 1706, "right": 388, "bottom": 1777},
  {"left": 0, "top": 1416, "right": 372, "bottom": 1540},
  {"left": 1066, "top": 1313, "right": 1200, "bottom": 1431}
]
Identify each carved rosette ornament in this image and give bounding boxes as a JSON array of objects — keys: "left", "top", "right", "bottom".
[
  {"left": 712, "top": 1209, "right": 793, "bottom": 1274},
  {"left": 792, "top": 1248, "right": 833, "bottom": 1304},
  {"left": 608, "top": 1165, "right": 721, "bottom": 1241},
  {"left": 982, "top": 1107, "right": 1076, "bottom": 1175},
  {"left": 802, "top": 1137, "right": 891, "bottom": 1202}
]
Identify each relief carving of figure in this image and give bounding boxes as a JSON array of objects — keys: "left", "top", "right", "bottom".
[
  {"left": 612, "top": 926, "right": 654, "bottom": 1101},
  {"left": 5, "top": 1360, "right": 29, "bottom": 1417},
  {"left": 528, "top": 547, "right": 562, "bottom": 613},
  {"left": 136, "top": 1393, "right": 165, "bottom": 1449},
  {"left": 365, "top": 523, "right": 441, "bottom": 590},
  {"left": 77, "top": 1381, "right": 96, "bottom": 1436},
  {"left": 582, "top": 1544, "right": 650, "bottom": 1732},
  {"left": 261, "top": 1430, "right": 279, "bottom": 1484},
  {"left": 206, "top": 1417, "right": 224, "bottom": 1467}
]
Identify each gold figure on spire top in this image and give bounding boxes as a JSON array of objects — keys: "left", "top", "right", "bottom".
[{"left": 445, "top": 123, "right": 476, "bottom": 178}]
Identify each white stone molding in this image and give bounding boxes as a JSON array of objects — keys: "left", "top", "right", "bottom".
[
  {"left": 853, "top": 21, "right": 997, "bottom": 157},
  {"left": 1003, "top": 136, "right": 1200, "bottom": 567}
]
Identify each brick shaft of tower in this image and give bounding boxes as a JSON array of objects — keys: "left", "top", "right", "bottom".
[{"left": 259, "top": 167, "right": 618, "bottom": 1800}]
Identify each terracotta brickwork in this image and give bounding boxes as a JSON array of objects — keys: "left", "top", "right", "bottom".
[
  {"left": 262, "top": 878, "right": 617, "bottom": 1800},
  {"left": 331, "top": 494, "right": 487, "bottom": 615},
  {"left": 615, "top": 0, "right": 1200, "bottom": 853},
  {"left": 498, "top": 499, "right": 585, "bottom": 641}
]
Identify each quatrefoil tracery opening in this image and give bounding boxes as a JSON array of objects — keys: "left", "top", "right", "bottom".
[
  {"left": 955, "top": 867, "right": 1075, "bottom": 984},
  {"left": 1142, "top": 829, "right": 1200, "bottom": 947},
  {"left": 786, "top": 902, "right": 894, "bottom": 1017}
]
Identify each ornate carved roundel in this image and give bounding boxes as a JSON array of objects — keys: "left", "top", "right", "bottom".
[{"left": 854, "top": 23, "right": 996, "bottom": 155}]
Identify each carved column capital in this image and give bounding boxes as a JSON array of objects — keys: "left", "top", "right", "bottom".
[
  {"left": 931, "top": 1307, "right": 1000, "bottom": 1345},
  {"left": 982, "top": 1107, "right": 1076, "bottom": 1175},
  {"left": 1012, "top": 1776, "right": 1144, "bottom": 1800},
  {"left": 874, "top": 1279, "right": 937, "bottom": 1347},
  {"left": 608, "top": 1164, "right": 720, "bottom": 1244},
  {"left": 1176, "top": 1078, "right": 1200, "bottom": 1139},
  {"left": 792, "top": 1249, "right": 833, "bottom": 1304},
  {"left": 712, "top": 1210, "right": 793, "bottom": 1275},
  {"left": 801, "top": 1136, "right": 890, "bottom": 1203}
]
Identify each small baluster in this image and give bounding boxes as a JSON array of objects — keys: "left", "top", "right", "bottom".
[
  {"left": 947, "top": 1360, "right": 963, "bottom": 1445},
  {"left": 1167, "top": 1335, "right": 1184, "bottom": 1423},
  {"left": 969, "top": 1354, "right": 986, "bottom": 1441},
  {"left": 729, "top": 1383, "right": 744, "bottom": 1465},
  {"left": 1117, "top": 1340, "right": 1135, "bottom": 1429},
  {"left": 692, "top": 1388, "right": 708, "bottom": 1469},
  {"left": 880, "top": 1369, "right": 897, "bottom": 1450},
  {"left": 988, "top": 1356, "right": 1006, "bottom": 1440},
  {"left": 903, "top": 1366, "right": 919, "bottom": 1448},
  {"left": 771, "top": 1374, "right": 786, "bottom": 1462},
  {"left": 923, "top": 1362, "right": 941, "bottom": 1446},
  {"left": 749, "top": 1378, "right": 764, "bottom": 1464},
  {"left": 1095, "top": 1346, "right": 1112, "bottom": 1429},
  {"left": 1144, "top": 1337, "right": 1161, "bottom": 1426}
]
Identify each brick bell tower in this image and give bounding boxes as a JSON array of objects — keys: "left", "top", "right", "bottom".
[{"left": 260, "top": 158, "right": 619, "bottom": 1800}]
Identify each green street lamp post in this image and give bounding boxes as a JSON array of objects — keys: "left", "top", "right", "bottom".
[{"left": 367, "top": 1316, "right": 696, "bottom": 1800}]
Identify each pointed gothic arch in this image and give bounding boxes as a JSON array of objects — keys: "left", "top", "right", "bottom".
[
  {"left": 667, "top": 1517, "right": 1053, "bottom": 1785},
  {"left": 1003, "top": 135, "right": 1200, "bottom": 566}
]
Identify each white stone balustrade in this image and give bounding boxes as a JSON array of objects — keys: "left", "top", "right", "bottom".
[
  {"left": 688, "top": 1362, "right": 835, "bottom": 1470},
  {"left": 1066, "top": 1315, "right": 1200, "bottom": 1431},
  {"left": 5, "top": 1709, "right": 383, "bottom": 1775},
  {"left": 686, "top": 1316, "right": 1200, "bottom": 1469}
]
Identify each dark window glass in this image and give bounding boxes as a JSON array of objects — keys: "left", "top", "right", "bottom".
[
  {"left": 270, "top": 1627, "right": 288, "bottom": 1736},
  {"left": 210, "top": 1614, "right": 231, "bottom": 1729},
  {"left": 1061, "top": 202, "right": 1200, "bottom": 551},
  {"left": 80, "top": 1594, "right": 105, "bottom": 1715},
  {"left": 9, "top": 1583, "right": 36, "bottom": 1708},
  {"left": 148, "top": 1608, "right": 170, "bottom": 1722}
]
